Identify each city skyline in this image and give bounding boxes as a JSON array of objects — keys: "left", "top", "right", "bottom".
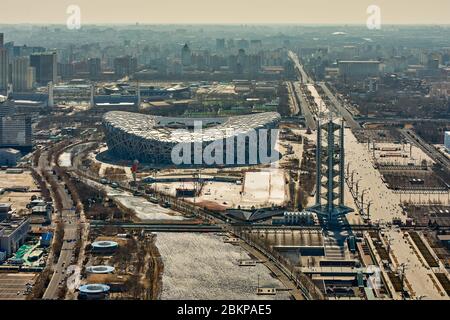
[{"left": 1, "top": 0, "right": 450, "bottom": 25}]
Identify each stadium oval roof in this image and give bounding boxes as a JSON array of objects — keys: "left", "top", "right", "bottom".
[
  {"left": 103, "top": 111, "right": 281, "bottom": 144},
  {"left": 86, "top": 265, "right": 115, "bottom": 274},
  {"left": 91, "top": 241, "right": 119, "bottom": 250},
  {"left": 79, "top": 284, "right": 110, "bottom": 294}
]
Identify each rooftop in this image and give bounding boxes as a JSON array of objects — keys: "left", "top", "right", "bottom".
[
  {"left": 0, "top": 148, "right": 21, "bottom": 155},
  {"left": 103, "top": 111, "right": 280, "bottom": 143},
  {"left": 0, "top": 218, "right": 28, "bottom": 236}
]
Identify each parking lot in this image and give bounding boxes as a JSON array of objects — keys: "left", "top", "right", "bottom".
[{"left": 0, "top": 273, "right": 37, "bottom": 300}]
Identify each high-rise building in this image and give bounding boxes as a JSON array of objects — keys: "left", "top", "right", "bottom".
[
  {"left": 11, "top": 57, "right": 35, "bottom": 92},
  {"left": 0, "top": 33, "right": 3, "bottom": 48},
  {"left": 181, "top": 44, "right": 192, "bottom": 67},
  {"left": 57, "top": 62, "right": 74, "bottom": 80},
  {"left": 30, "top": 52, "right": 57, "bottom": 85},
  {"left": 236, "top": 39, "right": 250, "bottom": 50},
  {"left": 88, "top": 58, "right": 101, "bottom": 78},
  {"left": 216, "top": 38, "right": 225, "bottom": 51},
  {"left": 13, "top": 45, "right": 45, "bottom": 58},
  {"left": 0, "top": 48, "right": 9, "bottom": 91},
  {"left": 113, "top": 56, "right": 137, "bottom": 77}
]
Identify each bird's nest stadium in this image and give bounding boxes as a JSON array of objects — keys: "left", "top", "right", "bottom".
[{"left": 102, "top": 111, "right": 281, "bottom": 166}]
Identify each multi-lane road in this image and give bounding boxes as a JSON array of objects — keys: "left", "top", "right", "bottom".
[
  {"left": 289, "top": 49, "right": 449, "bottom": 299},
  {"left": 317, "top": 82, "right": 361, "bottom": 130},
  {"left": 288, "top": 50, "right": 313, "bottom": 84},
  {"left": 38, "top": 149, "right": 79, "bottom": 299},
  {"left": 288, "top": 50, "right": 360, "bottom": 130},
  {"left": 291, "top": 81, "right": 316, "bottom": 129},
  {"left": 400, "top": 129, "right": 450, "bottom": 174}
]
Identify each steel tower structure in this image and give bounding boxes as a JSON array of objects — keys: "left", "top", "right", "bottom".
[{"left": 308, "top": 118, "right": 353, "bottom": 226}]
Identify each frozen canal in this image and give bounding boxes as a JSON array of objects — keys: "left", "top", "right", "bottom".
[{"left": 156, "top": 233, "right": 291, "bottom": 300}]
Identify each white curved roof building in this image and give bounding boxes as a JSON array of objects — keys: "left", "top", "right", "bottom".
[{"left": 102, "top": 111, "right": 281, "bottom": 166}]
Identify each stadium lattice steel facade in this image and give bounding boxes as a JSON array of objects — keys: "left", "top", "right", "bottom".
[{"left": 102, "top": 111, "right": 281, "bottom": 166}]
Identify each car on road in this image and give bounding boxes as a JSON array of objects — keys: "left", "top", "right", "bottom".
[
  {"left": 148, "top": 196, "right": 158, "bottom": 204},
  {"left": 161, "top": 201, "right": 171, "bottom": 208}
]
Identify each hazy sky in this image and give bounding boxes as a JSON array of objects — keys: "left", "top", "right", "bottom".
[{"left": 1, "top": 0, "right": 450, "bottom": 25}]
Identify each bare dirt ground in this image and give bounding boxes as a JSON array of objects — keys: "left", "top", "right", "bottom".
[{"left": 0, "top": 171, "right": 40, "bottom": 213}]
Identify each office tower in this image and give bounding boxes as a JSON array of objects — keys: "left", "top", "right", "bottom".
[
  {"left": 308, "top": 119, "right": 352, "bottom": 226},
  {"left": 11, "top": 57, "right": 35, "bottom": 92},
  {"left": 0, "top": 33, "right": 3, "bottom": 48},
  {"left": 181, "top": 44, "right": 192, "bottom": 67},
  {"left": 0, "top": 48, "right": 8, "bottom": 90},
  {"left": 14, "top": 45, "right": 45, "bottom": 58},
  {"left": 88, "top": 58, "right": 101, "bottom": 78},
  {"left": 236, "top": 48, "right": 247, "bottom": 73},
  {"left": 216, "top": 38, "right": 225, "bottom": 51},
  {"left": 30, "top": 52, "right": 57, "bottom": 85},
  {"left": 58, "top": 62, "right": 74, "bottom": 80},
  {"left": 113, "top": 56, "right": 137, "bottom": 77},
  {"left": 236, "top": 39, "right": 250, "bottom": 50}
]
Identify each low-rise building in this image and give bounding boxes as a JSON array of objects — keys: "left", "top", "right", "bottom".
[
  {"left": 0, "top": 203, "right": 12, "bottom": 221},
  {"left": 0, "top": 148, "right": 21, "bottom": 166},
  {"left": 40, "top": 232, "right": 52, "bottom": 247},
  {"left": 0, "top": 115, "right": 33, "bottom": 150},
  {"left": 437, "top": 234, "right": 450, "bottom": 249},
  {"left": 0, "top": 217, "right": 30, "bottom": 256},
  {"left": 31, "top": 205, "right": 52, "bottom": 224}
]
